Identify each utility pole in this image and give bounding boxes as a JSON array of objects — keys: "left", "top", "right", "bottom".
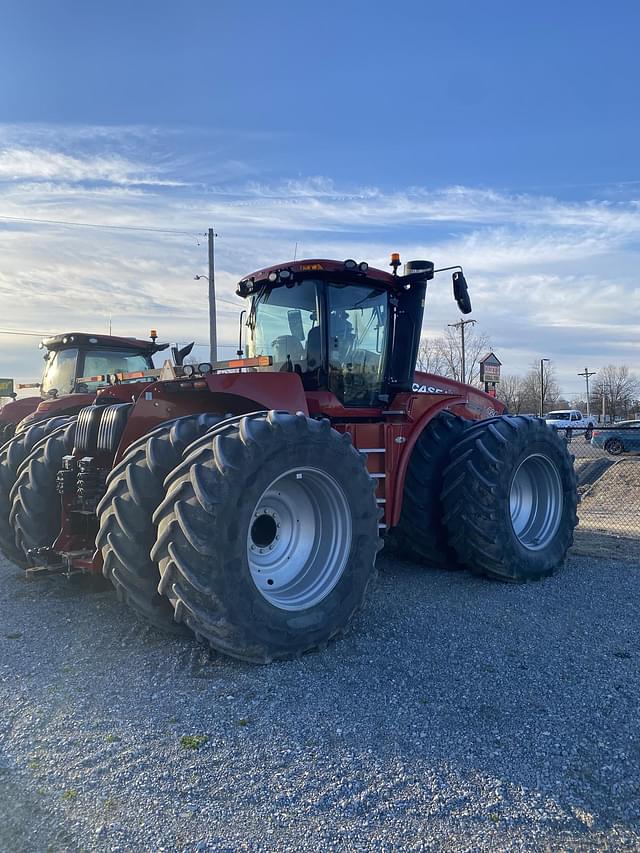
[
  {"left": 207, "top": 227, "right": 218, "bottom": 363},
  {"left": 577, "top": 367, "right": 596, "bottom": 417},
  {"left": 540, "top": 358, "right": 550, "bottom": 417},
  {"left": 448, "top": 318, "right": 477, "bottom": 383}
]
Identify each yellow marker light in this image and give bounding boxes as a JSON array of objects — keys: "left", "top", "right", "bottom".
[
  {"left": 391, "top": 253, "right": 400, "bottom": 264},
  {"left": 150, "top": 329, "right": 158, "bottom": 338}
]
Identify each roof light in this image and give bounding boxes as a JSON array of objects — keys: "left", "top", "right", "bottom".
[
  {"left": 62, "top": 337, "right": 69, "bottom": 344},
  {"left": 198, "top": 362, "right": 213, "bottom": 374},
  {"left": 268, "top": 271, "right": 278, "bottom": 282},
  {"left": 182, "top": 364, "right": 195, "bottom": 378},
  {"left": 359, "top": 261, "right": 369, "bottom": 272},
  {"left": 344, "top": 259, "right": 357, "bottom": 270},
  {"left": 279, "top": 269, "right": 292, "bottom": 280},
  {"left": 89, "top": 337, "right": 98, "bottom": 344}
]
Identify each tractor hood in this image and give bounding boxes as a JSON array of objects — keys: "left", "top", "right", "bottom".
[
  {"left": 16, "top": 393, "right": 97, "bottom": 432},
  {"left": 0, "top": 396, "right": 41, "bottom": 426}
]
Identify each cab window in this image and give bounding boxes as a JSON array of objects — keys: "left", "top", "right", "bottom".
[
  {"left": 247, "top": 280, "right": 322, "bottom": 388},
  {"left": 41, "top": 348, "right": 78, "bottom": 397},
  {"left": 326, "top": 284, "right": 388, "bottom": 406},
  {"left": 79, "top": 349, "right": 153, "bottom": 392}
]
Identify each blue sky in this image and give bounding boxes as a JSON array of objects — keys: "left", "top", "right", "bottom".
[{"left": 0, "top": 0, "right": 639, "bottom": 396}]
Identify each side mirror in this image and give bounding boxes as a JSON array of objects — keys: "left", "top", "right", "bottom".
[
  {"left": 453, "top": 271, "right": 472, "bottom": 314},
  {"left": 172, "top": 341, "right": 195, "bottom": 366}
]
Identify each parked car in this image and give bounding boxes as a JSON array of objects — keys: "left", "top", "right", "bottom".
[
  {"left": 545, "top": 409, "right": 596, "bottom": 440},
  {"left": 591, "top": 421, "right": 640, "bottom": 455}
]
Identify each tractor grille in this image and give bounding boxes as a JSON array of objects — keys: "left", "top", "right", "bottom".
[{"left": 96, "top": 403, "right": 133, "bottom": 454}]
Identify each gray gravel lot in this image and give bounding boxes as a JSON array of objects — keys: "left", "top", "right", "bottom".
[{"left": 1, "top": 550, "right": 639, "bottom": 852}]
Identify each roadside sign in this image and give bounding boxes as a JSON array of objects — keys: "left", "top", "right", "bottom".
[
  {"left": 0, "top": 378, "right": 14, "bottom": 396},
  {"left": 479, "top": 352, "right": 501, "bottom": 384}
]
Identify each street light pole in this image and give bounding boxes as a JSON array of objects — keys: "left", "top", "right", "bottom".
[
  {"left": 207, "top": 227, "right": 217, "bottom": 364},
  {"left": 540, "top": 358, "right": 550, "bottom": 417},
  {"left": 195, "top": 229, "right": 219, "bottom": 363}
]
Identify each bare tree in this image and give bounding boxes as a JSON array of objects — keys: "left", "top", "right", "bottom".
[
  {"left": 415, "top": 337, "right": 448, "bottom": 375},
  {"left": 592, "top": 365, "right": 640, "bottom": 421},
  {"left": 497, "top": 374, "right": 525, "bottom": 413},
  {"left": 431, "top": 324, "right": 492, "bottom": 385},
  {"left": 519, "top": 361, "right": 560, "bottom": 415}
]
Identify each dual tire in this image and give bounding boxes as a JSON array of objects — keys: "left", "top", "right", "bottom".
[
  {"left": 395, "top": 412, "right": 578, "bottom": 582},
  {"left": 0, "top": 416, "right": 77, "bottom": 565},
  {"left": 101, "top": 410, "right": 380, "bottom": 661}
]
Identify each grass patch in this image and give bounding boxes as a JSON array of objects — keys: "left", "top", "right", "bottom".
[
  {"left": 61, "top": 789, "right": 77, "bottom": 801},
  {"left": 180, "top": 735, "right": 208, "bottom": 750}
]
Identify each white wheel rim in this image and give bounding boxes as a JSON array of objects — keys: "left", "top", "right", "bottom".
[
  {"left": 247, "top": 466, "right": 352, "bottom": 611},
  {"left": 509, "top": 453, "right": 563, "bottom": 551}
]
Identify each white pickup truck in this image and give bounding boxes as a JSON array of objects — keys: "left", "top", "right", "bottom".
[{"left": 545, "top": 409, "right": 596, "bottom": 438}]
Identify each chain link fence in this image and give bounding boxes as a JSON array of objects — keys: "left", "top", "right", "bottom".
[{"left": 557, "top": 424, "right": 640, "bottom": 560}]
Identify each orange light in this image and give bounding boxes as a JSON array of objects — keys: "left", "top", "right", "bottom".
[
  {"left": 300, "top": 263, "right": 323, "bottom": 271},
  {"left": 391, "top": 253, "right": 400, "bottom": 264},
  {"left": 150, "top": 329, "right": 157, "bottom": 339}
]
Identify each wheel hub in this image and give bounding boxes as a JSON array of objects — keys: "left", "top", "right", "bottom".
[{"left": 247, "top": 467, "right": 352, "bottom": 611}]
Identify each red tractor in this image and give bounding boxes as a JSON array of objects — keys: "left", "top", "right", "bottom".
[
  {"left": 0, "top": 331, "right": 171, "bottom": 442},
  {"left": 4, "top": 256, "right": 578, "bottom": 663},
  {"left": 0, "top": 330, "right": 186, "bottom": 565}
]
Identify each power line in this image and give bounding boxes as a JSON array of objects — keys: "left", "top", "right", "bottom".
[
  {"left": 0, "top": 328, "right": 52, "bottom": 337},
  {"left": 0, "top": 214, "right": 197, "bottom": 237}
]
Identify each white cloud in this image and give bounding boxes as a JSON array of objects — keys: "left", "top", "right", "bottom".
[
  {"left": 0, "top": 125, "right": 639, "bottom": 395},
  {"left": 0, "top": 147, "right": 186, "bottom": 187}
]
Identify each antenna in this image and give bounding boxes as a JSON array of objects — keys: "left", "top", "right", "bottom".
[{"left": 293, "top": 242, "right": 298, "bottom": 261}]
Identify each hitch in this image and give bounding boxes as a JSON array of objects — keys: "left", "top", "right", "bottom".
[{"left": 25, "top": 547, "right": 93, "bottom": 578}]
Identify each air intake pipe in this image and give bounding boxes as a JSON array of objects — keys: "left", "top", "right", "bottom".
[{"left": 403, "top": 260, "right": 435, "bottom": 282}]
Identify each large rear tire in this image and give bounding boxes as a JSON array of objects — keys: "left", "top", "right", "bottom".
[
  {"left": 96, "top": 413, "right": 222, "bottom": 633},
  {"left": 393, "top": 411, "right": 468, "bottom": 568},
  {"left": 10, "top": 421, "right": 77, "bottom": 561},
  {"left": 151, "top": 411, "right": 380, "bottom": 663},
  {"left": 442, "top": 416, "right": 578, "bottom": 582},
  {"left": 0, "top": 417, "right": 76, "bottom": 566}
]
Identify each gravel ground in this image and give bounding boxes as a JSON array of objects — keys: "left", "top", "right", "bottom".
[{"left": 1, "top": 550, "right": 639, "bottom": 853}]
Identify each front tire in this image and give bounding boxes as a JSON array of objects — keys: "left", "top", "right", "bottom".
[
  {"left": 442, "top": 416, "right": 578, "bottom": 582},
  {"left": 10, "top": 421, "right": 77, "bottom": 561},
  {"left": 0, "top": 417, "right": 76, "bottom": 565},
  {"left": 96, "top": 413, "right": 222, "bottom": 633},
  {"left": 152, "top": 411, "right": 380, "bottom": 663},
  {"left": 604, "top": 437, "right": 624, "bottom": 456}
]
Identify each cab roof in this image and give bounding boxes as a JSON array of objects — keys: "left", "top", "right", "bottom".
[
  {"left": 41, "top": 332, "right": 161, "bottom": 352},
  {"left": 237, "top": 258, "right": 398, "bottom": 297}
]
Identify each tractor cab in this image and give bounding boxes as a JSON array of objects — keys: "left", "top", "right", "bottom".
[
  {"left": 39, "top": 332, "right": 167, "bottom": 398},
  {"left": 238, "top": 256, "right": 470, "bottom": 408}
]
